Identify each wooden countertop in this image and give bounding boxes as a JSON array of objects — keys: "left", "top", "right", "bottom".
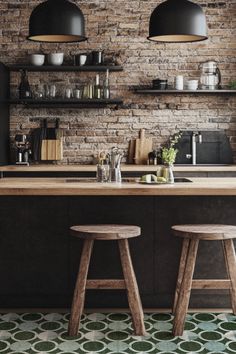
[
  {"left": 0, "top": 177, "right": 236, "bottom": 196},
  {"left": 1, "top": 164, "right": 236, "bottom": 172}
]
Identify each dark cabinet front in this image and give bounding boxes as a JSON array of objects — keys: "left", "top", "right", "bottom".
[{"left": 0, "top": 195, "right": 235, "bottom": 309}]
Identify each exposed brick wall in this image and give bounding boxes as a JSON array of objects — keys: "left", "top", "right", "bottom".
[{"left": 0, "top": 0, "right": 235, "bottom": 164}]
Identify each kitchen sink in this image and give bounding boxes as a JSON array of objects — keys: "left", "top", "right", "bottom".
[
  {"left": 174, "top": 178, "right": 192, "bottom": 183},
  {"left": 65, "top": 177, "right": 193, "bottom": 183},
  {"left": 65, "top": 178, "right": 95, "bottom": 183}
]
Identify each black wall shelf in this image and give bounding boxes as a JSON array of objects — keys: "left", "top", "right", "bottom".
[
  {"left": 134, "top": 88, "right": 236, "bottom": 94},
  {"left": 8, "top": 98, "right": 123, "bottom": 108},
  {"left": 7, "top": 63, "right": 123, "bottom": 108},
  {"left": 8, "top": 65, "right": 123, "bottom": 72}
]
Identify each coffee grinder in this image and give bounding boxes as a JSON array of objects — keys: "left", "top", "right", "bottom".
[{"left": 15, "top": 134, "right": 31, "bottom": 165}]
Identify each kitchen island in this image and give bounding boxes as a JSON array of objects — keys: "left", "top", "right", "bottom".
[{"left": 0, "top": 177, "right": 235, "bottom": 310}]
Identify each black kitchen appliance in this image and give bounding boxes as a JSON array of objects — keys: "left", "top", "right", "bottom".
[
  {"left": 15, "top": 134, "right": 31, "bottom": 165},
  {"left": 153, "top": 79, "right": 168, "bottom": 90}
]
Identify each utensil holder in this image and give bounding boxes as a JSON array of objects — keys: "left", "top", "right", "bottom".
[{"left": 96, "top": 164, "right": 110, "bottom": 183}]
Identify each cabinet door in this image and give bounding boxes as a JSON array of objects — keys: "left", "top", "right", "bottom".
[{"left": 0, "top": 196, "right": 69, "bottom": 307}]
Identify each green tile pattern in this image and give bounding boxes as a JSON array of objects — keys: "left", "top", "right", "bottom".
[{"left": 0, "top": 312, "right": 235, "bottom": 353}]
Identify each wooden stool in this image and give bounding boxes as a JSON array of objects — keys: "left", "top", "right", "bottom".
[
  {"left": 172, "top": 224, "right": 236, "bottom": 336},
  {"left": 68, "top": 224, "right": 146, "bottom": 336}
]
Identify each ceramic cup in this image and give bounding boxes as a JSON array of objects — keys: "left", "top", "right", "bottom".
[
  {"left": 30, "top": 54, "right": 45, "bottom": 66},
  {"left": 74, "top": 53, "right": 93, "bottom": 66},
  {"left": 47, "top": 53, "right": 64, "bottom": 66}
]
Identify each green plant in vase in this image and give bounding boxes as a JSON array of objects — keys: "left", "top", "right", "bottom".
[{"left": 160, "top": 132, "right": 182, "bottom": 183}]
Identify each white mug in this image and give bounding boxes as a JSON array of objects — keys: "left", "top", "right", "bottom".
[{"left": 79, "top": 55, "right": 87, "bottom": 66}]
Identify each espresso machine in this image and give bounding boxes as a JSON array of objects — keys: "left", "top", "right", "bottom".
[{"left": 15, "top": 134, "right": 31, "bottom": 165}]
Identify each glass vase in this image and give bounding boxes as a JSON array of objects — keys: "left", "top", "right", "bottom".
[{"left": 162, "top": 164, "right": 174, "bottom": 184}]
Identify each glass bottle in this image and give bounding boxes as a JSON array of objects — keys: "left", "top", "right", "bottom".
[
  {"left": 18, "top": 70, "right": 32, "bottom": 99},
  {"left": 103, "top": 69, "right": 110, "bottom": 99},
  {"left": 94, "top": 74, "right": 102, "bottom": 99}
]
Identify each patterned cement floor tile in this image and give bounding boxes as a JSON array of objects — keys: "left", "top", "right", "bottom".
[{"left": 0, "top": 312, "right": 235, "bottom": 353}]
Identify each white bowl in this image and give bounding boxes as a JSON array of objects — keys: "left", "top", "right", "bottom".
[
  {"left": 30, "top": 54, "right": 45, "bottom": 66},
  {"left": 187, "top": 86, "right": 198, "bottom": 91},
  {"left": 186, "top": 80, "right": 198, "bottom": 90},
  {"left": 47, "top": 53, "right": 64, "bottom": 66},
  {"left": 187, "top": 80, "right": 198, "bottom": 85}
]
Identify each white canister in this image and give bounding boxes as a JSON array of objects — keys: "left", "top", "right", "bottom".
[{"left": 175, "top": 75, "right": 184, "bottom": 90}]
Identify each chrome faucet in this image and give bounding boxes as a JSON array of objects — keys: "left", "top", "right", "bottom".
[{"left": 191, "top": 131, "right": 202, "bottom": 165}]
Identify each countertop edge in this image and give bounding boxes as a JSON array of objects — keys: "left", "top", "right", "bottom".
[
  {"left": 1, "top": 164, "right": 236, "bottom": 172},
  {"left": 0, "top": 178, "right": 236, "bottom": 196}
]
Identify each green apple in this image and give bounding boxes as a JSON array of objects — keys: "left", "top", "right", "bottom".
[{"left": 157, "top": 176, "right": 167, "bottom": 183}]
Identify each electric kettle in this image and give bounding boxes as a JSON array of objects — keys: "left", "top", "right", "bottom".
[{"left": 200, "top": 61, "right": 221, "bottom": 90}]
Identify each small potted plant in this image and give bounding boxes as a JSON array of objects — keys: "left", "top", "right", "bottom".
[
  {"left": 160, "top": 132, "right": 182, "bottom": 183},
  {"left": 229, "top": 81, "right": 236, "bottom": 90}
]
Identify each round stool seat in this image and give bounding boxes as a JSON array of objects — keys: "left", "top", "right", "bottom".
[
  {"left": 70, "top": 224, "right": 141, "bottom": 240},
  {"left": 172, "top": 224, "right": 236, "bottom": 240}
]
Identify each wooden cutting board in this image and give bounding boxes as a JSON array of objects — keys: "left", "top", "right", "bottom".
[
  {"left": 134, "top": 129, "right": 153, "bottom": 165},
  {"left": 128, "top": 139, "right": 136, "bottom": 164},
  {"left": 41, "top": 139, "right": 63, "bottom": 160}
]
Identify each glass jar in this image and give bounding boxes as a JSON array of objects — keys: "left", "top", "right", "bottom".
[{"left": 96, "top": 164, "right": 110, "bottom": 183}]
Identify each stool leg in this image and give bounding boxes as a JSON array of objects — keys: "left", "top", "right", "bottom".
[
  {"left": 173, "top": 239, "right": 199, "bottom": 336},
  {"left": 222, "top": 239, "right": 236, "bottom": 314},
  {"left": 173, "top": 239, "right": 190, "bottom": 315},
  {"left": 68, "top": 239, "right": 94, "bottom": 336},
  {"left": 118, "top": 239, "right": 146, "bottom": 336}
]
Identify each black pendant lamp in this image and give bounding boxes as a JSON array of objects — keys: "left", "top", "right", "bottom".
[
  {"left": 28, "top": 0, "right": 86, "bottom": 43},
  {"left": 148, "top": 0, "right": 208, "bottom": 43}
]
